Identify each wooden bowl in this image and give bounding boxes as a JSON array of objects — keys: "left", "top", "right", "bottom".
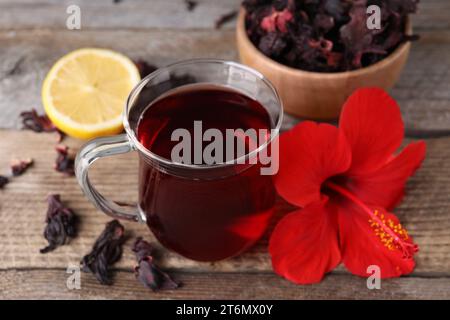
[{"left": 236, "top": 8, "right": 412, "bottom": 120}]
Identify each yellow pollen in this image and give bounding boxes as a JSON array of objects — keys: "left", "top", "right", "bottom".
[{"left": 369, "top": 210, "right": 410, "bottom": 251}]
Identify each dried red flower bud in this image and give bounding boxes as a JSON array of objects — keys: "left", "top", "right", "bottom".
[
  {"left": 258, "top": 32, "right": 287, "bottom": 57},
  {"left": 0, "top": 176, "right": 9, "bottom": 189},
  {"left": 81, "top": 220, "right": 126, "bottom": 285},
  {"left": 215, "top": 10, "right": 238, "bottom": 29},
  {"left": 132, "top": 237, "right": 180, "bottom": 291},
  {"left": 20, "top": 109, "right": 64, "bottom": 142},
  {"left": 10, "top": 158, "right": 33, "bottom": 176},
  {"left": 20, "top": 109, "right": 55, "bottom": 132},
  {"left": 55, "top": 145, "right": 75, "bottom": 175},
  {"left": 184, "top": 0, "right": 198, "bottom": 11},
  {"left": 132, "top": 237, "right": 156, "bottom": 260},
  {"left": 40, "top": 194, "right": 77, "bottom": 253},
  {"left": 134, "top": 60, "right": 158, "bottom": 78}
]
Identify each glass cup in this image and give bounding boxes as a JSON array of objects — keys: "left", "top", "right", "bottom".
[{"left": 75, "top": 59, "right": 283, "bottom": 262}]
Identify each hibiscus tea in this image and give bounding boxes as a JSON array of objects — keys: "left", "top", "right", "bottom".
[{"left": 137, "top": 84, "right": 276, "bottom": 261}]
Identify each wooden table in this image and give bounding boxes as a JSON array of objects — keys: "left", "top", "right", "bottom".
[{"left": 0, "top": 0, "right": 449, "bottom": 300}]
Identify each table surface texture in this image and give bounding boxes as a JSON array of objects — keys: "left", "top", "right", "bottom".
[{"left": 0, "top": 0, "right": 449, "bottom": 300}]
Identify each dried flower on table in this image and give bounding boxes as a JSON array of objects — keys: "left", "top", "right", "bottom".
[
  {"left": 184, "top": 0, "right": 198, "bottom": 11},
  {"left": 10, "top": 158, "right": 33, "bottom": 176},
  {"left": 20, "top": 109, "right": 55, "bottom": 132},
  {"left": 54, "top": 145, "right": 75, "bottom": 175},
  {"left": 81, "top": 220, "right": 126, "bottom": 285},
  {"left": 242, "top": 0, "right": 420, "bottom": 72},
  {"left": 134, "top": 60, "right": 158, "bottom": 78},
  {"left": 215, "top": 10, "right": 238, "bottom": 29},
  {"left": 40, "top": 194, "right": 78, "bottom": 253},
  {"left": 20, "top": 109, "right": 64, "bottom": 142},
  {"left": 133, "top": 237, "right": 180, "bottom": 291},
  {"left": 0, "top": 176, "right": 9, "bottom": 189},
  {"left": 134, "top": 59, "right": 196, "bottom": 88},
  {"left": 0, "top": 158, "right": 33, "bottom": 189},
  {"left": 133, "top": 237, "right": 156, "bottom": 260}
]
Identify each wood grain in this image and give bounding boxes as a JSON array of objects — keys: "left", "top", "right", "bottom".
[
  {"left": 0, "top": 29, "right": 236, "bottom": 131},
  {"left": 1, "top": 269, "right": 449, "bottom": 300},
  {"left": 0, "top": 0, "right": 445, "bottom": 31},
  {"left": 0, "top": 0, "right": 449, "bottom": 301},
  {"left": 0, "top": 29, "right": 449, "bottom": 135},
  {"left": 0, "top": 130, "right": 449, "bottom": 276},
  {"left": 0, "top": 0, "right": 242, "bottom": 30},
  {"left": 411, "top": 0, "right": 450, "bottom": 31},
  {"left": 392, "top": 30, "right": 450, "bottom": 137}
]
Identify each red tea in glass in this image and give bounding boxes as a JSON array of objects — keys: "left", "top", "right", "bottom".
[
  {"left": 75, "top": 60, "right": 283, "bottom": 262},
  {"left": 137, "top": 85, "right": 276, "bottom": 261}
]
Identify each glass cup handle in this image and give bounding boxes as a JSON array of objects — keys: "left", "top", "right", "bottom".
[{"left": 75, "top": 134, "right": 145, "bottom": 222}]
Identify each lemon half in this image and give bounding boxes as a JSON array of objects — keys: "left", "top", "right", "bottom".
[{"left": 42, "top": 48, "right": 141, "bottom": 139}]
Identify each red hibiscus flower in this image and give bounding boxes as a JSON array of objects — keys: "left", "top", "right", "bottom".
[{"left": 270, "top": 88, "right": 426, "bottom": 284}]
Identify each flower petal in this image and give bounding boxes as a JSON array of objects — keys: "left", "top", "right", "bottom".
[
  {"left": 344, "top": 141, "right": 426, "bottom": 209},
  {"left": 338, "top": 202, "right": 416, "bottom": 278},
  {"left": 274, "top": 121, "right": 351, "bottom": 207},
  {"left": 269, "top": 199, "right": 341, "bottom": 284},
  {"left": 339, "top": 88, "right": 404, "bottom": 175}
]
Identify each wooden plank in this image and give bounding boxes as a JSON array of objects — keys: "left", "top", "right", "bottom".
[
  {"left": 1, "top": 269, "right": 449, "bottom": 300},
  {"left": 412, "top": 0, "right": 450, "bottom": 31},
  {"left": 0, "top": 29, "right": 449, "bottom": 135},
  {"left": 0, "top": 0, "right": 445, "bottom": 31},
  {"left": 392, "top": 31, "right": 450, "bottom": 137},
  {"left": 0, "top": 29, "right": 237, "bottom": 131},
  {"left": 0, "top": 130, "right": 449, "bottom": 275},
  {"left": 0, "top": 0, "right": 241, "bottom": 30}
]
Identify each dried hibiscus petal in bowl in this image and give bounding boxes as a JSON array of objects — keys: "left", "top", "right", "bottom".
[{"left": 242, "top": 0, "right": 419, "bottom": 72}]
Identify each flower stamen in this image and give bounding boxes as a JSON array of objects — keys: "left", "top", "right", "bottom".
[
  {"left": 326, "top": 182, "right": 418, "bottom": 259},
  {"left": 369, "top": 210, "right": 418, "bottom": 258}
]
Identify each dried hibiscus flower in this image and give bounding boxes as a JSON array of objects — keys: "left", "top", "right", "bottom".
[
  {"left": 243, "top": 0, "right": 419, "bottom": 72},
  {"left": 184, "top": 0, "right": 198, "bottom": 11},
  {"left": 55, "top": 145, "right": 75, "bottom": 175},
  {"left": 0, "top": 158, "right": 34, "bottom": 189},
  {"left": 81, "top": 220, "right": 126, "bottom": 285},
  {"left": 0, "top": 176, "right": 9, "bottom": 189},
  {"left": 40, "top": 194, "right": 77, "bottom": 253},
  {"left": 215, "top": 10, "right": 238, "bottom": 29},
  {"left": 134, "top": 60, "right": 157, "bottom": 78},
  {"left": 20, "top": 109, "right": 64, "bottom": 142},
  {"left": 11, "top": 158, "right": 33, "bottom": 176},
  {"left": 133, "top": 237, "right": 180, "bottom": 291}
]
